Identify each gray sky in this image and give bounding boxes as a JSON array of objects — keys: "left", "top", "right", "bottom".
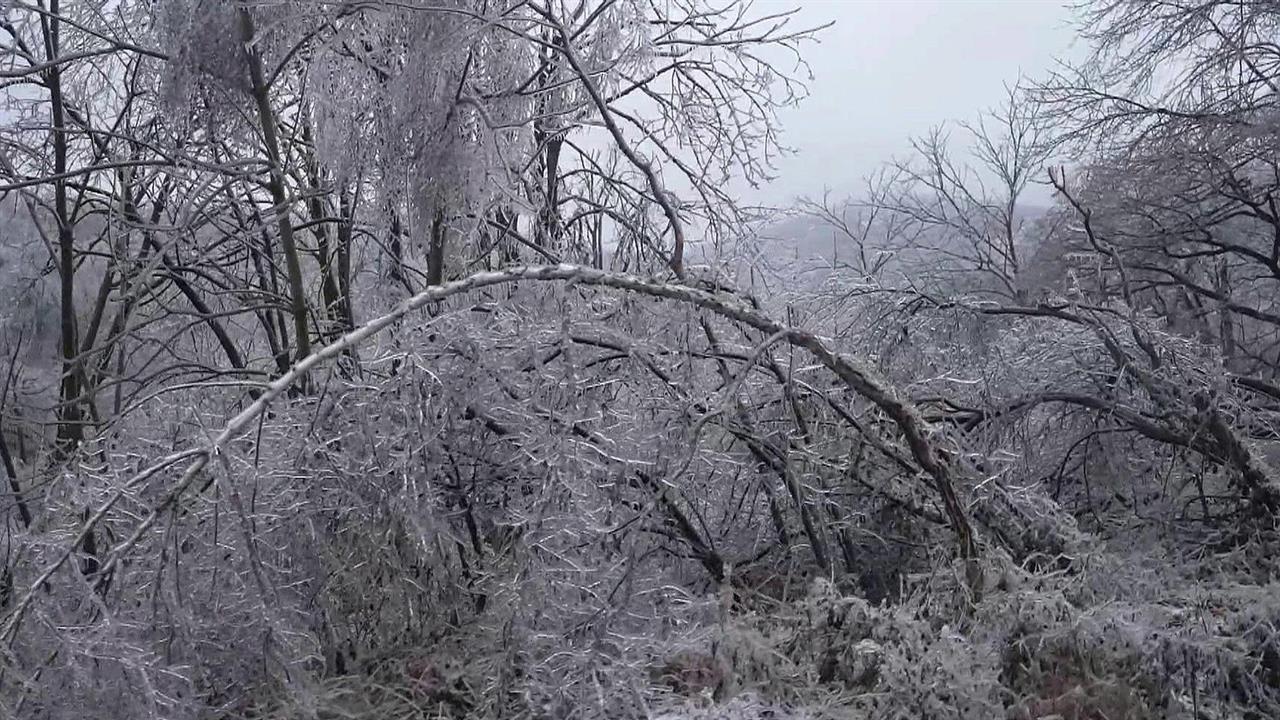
[{"left": 749, "top": 0, "right": 1081, "bottom": 205}]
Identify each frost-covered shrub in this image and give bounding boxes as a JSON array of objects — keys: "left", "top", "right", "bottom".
[
  {"left": 773, "top": 577, "right": 1004, "bottom": 718},
  {"left": 988, "top": 589, "right": 1166, "bottom": 720}
]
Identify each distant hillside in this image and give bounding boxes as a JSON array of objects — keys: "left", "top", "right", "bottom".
[{"left": 752, "top": 200, "right": 1052, "bottom": 288}]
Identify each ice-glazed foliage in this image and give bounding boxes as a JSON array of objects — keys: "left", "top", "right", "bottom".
[
  {"left": 8, "top": 1, "right": 1280, "bottom": 719},
  {"left": 307, "top": 3, "right": 512, "bottom": 208},
  {"left": 155, "top": 0, "right": 245, "bottom": 114}
]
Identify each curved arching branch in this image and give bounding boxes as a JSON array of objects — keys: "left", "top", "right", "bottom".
[{"left": 2, "top": 264, "right": 980, "bottom": 641}]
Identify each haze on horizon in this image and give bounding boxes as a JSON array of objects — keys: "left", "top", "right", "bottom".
[{"left": 750, "top": 0, "right": 1081, "bottom": 207}]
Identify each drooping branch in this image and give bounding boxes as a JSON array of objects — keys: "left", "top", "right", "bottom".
[{"left": 1, "top": 264, "right": 981, "bottom": 640}]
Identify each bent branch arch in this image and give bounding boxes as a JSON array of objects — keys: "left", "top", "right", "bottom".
[{"left": 2, "top": 265, "right": 978, "bottom": 641}]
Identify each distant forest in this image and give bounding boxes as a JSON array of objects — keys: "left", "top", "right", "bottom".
[{"left": 2, "top": 2, "right": 1280, "bottom": 719}]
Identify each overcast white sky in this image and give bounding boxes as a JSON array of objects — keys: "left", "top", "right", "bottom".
[{"left": 747, "top": 0, "right": 1081, "bottom": 205}]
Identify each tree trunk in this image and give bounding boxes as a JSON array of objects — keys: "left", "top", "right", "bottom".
[
  {"left": 46, "top": 2, "right": 81, "bottom": 454},
  {"left": 337, "top": 186, "right": 355, "bottom": 330},
  {"left": 427, "top": 208, "right": 447, "bottom": 286},
  {"left": 238, "top": 8, "right": 311, "bottom": 364},
  {"left": 300, "top": 115, "right": 344, "bottom": 340}
]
